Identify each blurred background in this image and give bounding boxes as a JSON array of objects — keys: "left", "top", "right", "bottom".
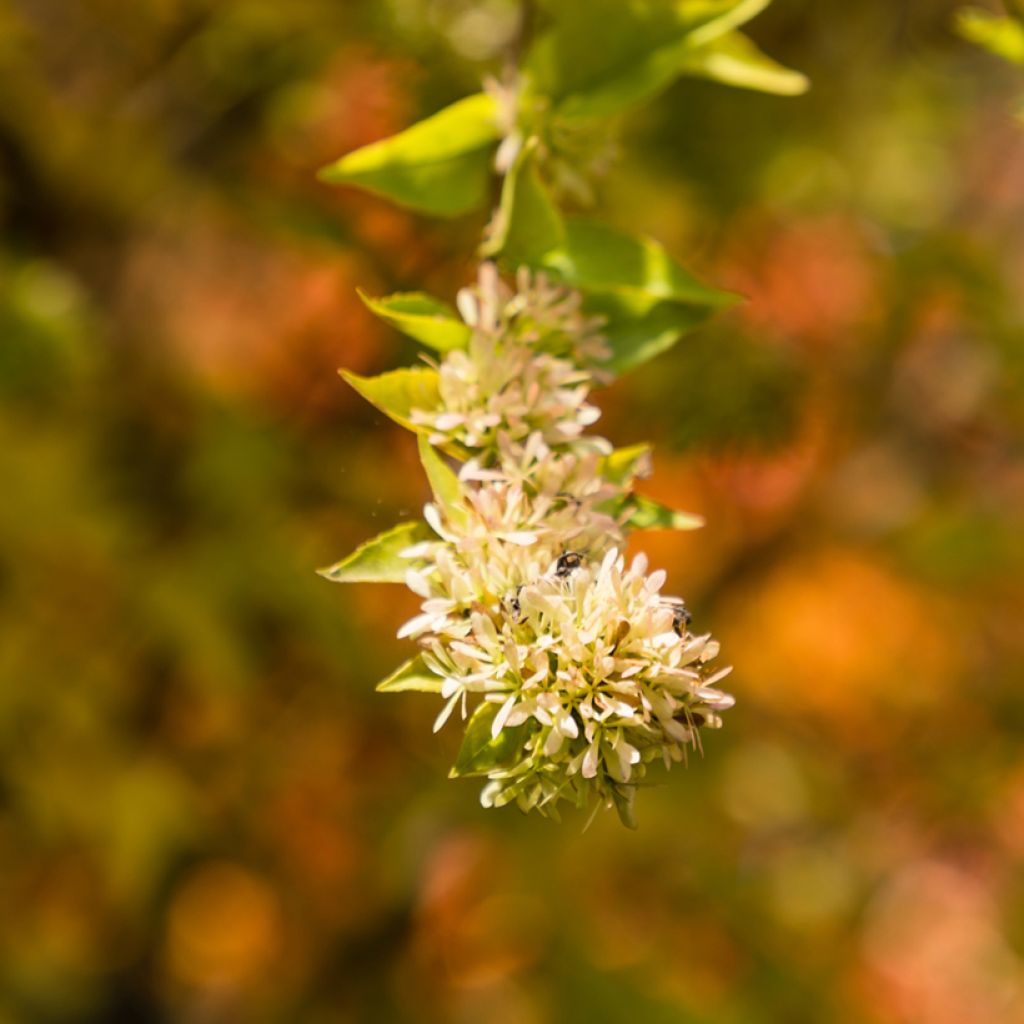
[{"left": 2, "top": 0, "right": 1024, "bottom": 1021}]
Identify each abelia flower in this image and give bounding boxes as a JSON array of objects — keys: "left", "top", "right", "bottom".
[
  {"left": 401, "top": 548, "right": 732, "bottom": 822},
  {"left": 397, "top": 266, "right": 731, "bottom": 826},
  {"left": 409, "top": 265, "right": 610, "bottom": 462}
]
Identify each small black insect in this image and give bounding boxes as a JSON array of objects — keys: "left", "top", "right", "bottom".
[
  {"left": 555, "top": 551, "right": 584, "bottom": 578},
  {"left": 505, "top": 585, "right": 525, "bottom": 623},
  {"left": 663, "top": 598, "right": 692, "bottom": 635},
  {"left": 673, "top": 605, "right": 692, "bottom": 634},
  {"left": 676, "top": 709, "right": 706, "bottom": 729}
]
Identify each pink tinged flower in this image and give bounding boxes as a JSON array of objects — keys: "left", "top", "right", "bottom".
[
  {"left": 543, "top": 728, "right": 564, "bottom": 756},
  {"left": 433, "top": 412, "right": 465, "bottom": 431},
  {"left": 491, "top": 694, "right": 518, "bottom": 738},
  {"left": 456, "top": 289, "right": 480, "bottom": 327},
  {"left": 397, "top": 613, "right": 436, "bottom": 639},
  {"left": 498, "top": 530, "right": 538, "bottom": 546},
  {"left": 662, "top": 717, "right": 693, "bottom": 743},
  {"left": 554, "top": 708, "right": 579, "bottom": 738},
  {"left": 405, "top": 569, "right": 433, "bottom": 598},
  {"left": 696, "top": 688, "right": 735, "bottom": 711},
  {"left": 399, "top": 541, "right": 435, "bottom": 559},
  {"left": 700, "top": 665, "right": 734, "bottom": 689},
  {"left": 646, "top": 569, "right": 668, "bottom": 594},
  {"left": 423, "top": 503, "right": 450, "bottom": 539},
  {"left": 504, "top": 702, "right": 535, "bottom": 728},
  {"left": 433, "top": 691, "right": 461, "bottom": 733}
]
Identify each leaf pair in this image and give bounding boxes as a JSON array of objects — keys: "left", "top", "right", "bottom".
[
  {"left": 318, "top": 0, "right": 805, "bottom": 218},
  {"left": 528, "top": 0, "right": 807, "bottom": 122},
  {"left": 485, "top": 147, "right": 738, "bottom": 373}
]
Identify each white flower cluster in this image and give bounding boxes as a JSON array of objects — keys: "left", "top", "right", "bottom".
[
  {"left": 410, "top": 264, "right": 610, "bottom": 456},
  {"left": 401, "top": 265, "right": 733, "bottom": 825}
]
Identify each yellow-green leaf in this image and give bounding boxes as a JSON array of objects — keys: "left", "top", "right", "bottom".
[
  {"left": 376, "top": 654, "right": 444, "bottom": 693},
  {"left": 318, "top": 93, "right": 501, "bottom": 216},
  {"left": 417, "top": 435, "right": 466, "bottom": 524},
  {"left": 482, "top": 143, "right": 567, "bottom": 267},
  {"left": 529, "top": 0, "right": 790, "bottom": 120},
  {"left": 317, "top": 521, "right": 431, "bottom": 583},
  {"left": 358, "top": 290, "right": 471, "bottom": 352},
  {"left": 450, "top": 701, "right": 529, "bottom": 778},
  {"left": 561, "top": 219, "right": 737, "bottom": 307},
  {"left": 341, "top": 366, "right": 439, "bottom": 434},
  {"left": 620, "top": 494, "right": 705, "bottom": 531},
  {"left": 488, "top": 186, "right": 738, "bottom": 373},
  {"left": 677, "top": 30, "right": 810, "bottom": 96},
  {"left": 600, "top": 444, "right": 653, "bottom": 486},
  {"left": 584, "top": 290, "right": 725, "bottom": 374}
]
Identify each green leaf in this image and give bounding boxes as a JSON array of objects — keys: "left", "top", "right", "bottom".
[
  {"left": 450, "top": 701, "right": 530, "bottom": 778},
  {"left": 341, "top": 366, "right": 439, "bottom": 434},
  {"left": 486, "top": 153, "right": 737, "bottom": 375},
  {"left": 489, "top": 170, "right": 734, "bottom": 302},
  {"left": 318, "top": 521, "right": 431, "bottom": 583},
  {"left": 376, "top": 654, "right": 444, "bottom": 693},
  {"left": 610, "top": 784, "right": 638, "bottom": 829},
  {"left": 529, "top": 0, "right": 786, "bottom": 120},
  {"left": 600, "top": 444, "right": 653, "bottom": 486},
  {"left": 677, "top": 30, "right": 810, "bottom": 95},
  {"left": 417, "top": 434, "right": 466, "bottom": 522},
  {"left": 561, "top": 219, "right": 735, "bottom": 306},
  {"left": 489, "top": 162, "right": 733, "bottom": 304},
  {"left": 585, "top": 290, "right": 723, "bottom": 374},
  {"left": 318, "top": 93, "right": 501, "bottom": 216},
  {"left": 482, "top": 143, "right": 567, "bottom": 266},
  {"left": 566, "top": 221, "right": 738, "bottom": 373},
  {"left": 620, "top": 493, "right": 705, "bottom": 531},
  {"left": 956, "top": 8, "right": 1024, "bottom": 65},
  {"left": 358, "top": 290, "right": 471, "bottom": 352}
]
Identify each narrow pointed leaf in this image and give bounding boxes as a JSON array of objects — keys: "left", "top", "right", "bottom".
[
  {"left": 677, "top": 30, "right": 809, "bottom": 95},
  {"left": 529, "top": 0, "right": 783, "bottom": 120},
  {"left": 561, "top": 222, "right": 739, "bottom": 373},
  {"left": 376, "top": 654, "right": 445, "bottom": 693},
  {"left": 417, "top": 434, "right": 466, "bottom": 522},
  {"left": 450, "top": 701, "right": 530, "bottom": 778},
  {"left": 318, "top": 93, "right": 501, "bottom": 216},
  {"left": 341, "top": 366, "right": 439, "bottom": 434},
  {"left": 621, "top": 494, "right": 705, "bottom": 531},
  {"left": 318, "top": 521, "right": 432, "bottom": 583},
  {"left": 610, "top": 784, "right": 638, "bottom": 829},
  {"left": 561, "top": 219, "right": 737, "bottom": 307},
  {"left": 585, "top": 291, "right": 724, "bottom": 374},
  {"left": 482, "top": 144, "right": 567, "bottom": 267},
  {"left": 358, "top": 290, "right": 471, "bottom": 352}
]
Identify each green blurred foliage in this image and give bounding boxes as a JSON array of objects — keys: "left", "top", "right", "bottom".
[{"left": 1, "top": 0, "right": 1023, "bottom": 1022}]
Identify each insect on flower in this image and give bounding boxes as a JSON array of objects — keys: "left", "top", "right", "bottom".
[
  {"left": 554, "top": 550, "right": 585, "bottom": 578},
  {"left": 504, "top": 584, "right": 526, "bottom": 623},
  {"left": 662, "top": 596, "right": 693, "bottom": 635}
]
